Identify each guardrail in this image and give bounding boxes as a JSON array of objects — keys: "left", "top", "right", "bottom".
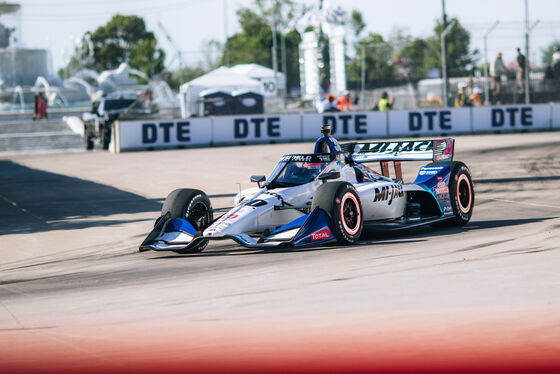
[{"left": 112, "top": 103, "right": 560, "bottom": 153}]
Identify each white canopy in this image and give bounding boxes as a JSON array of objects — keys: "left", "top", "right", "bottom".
[
  {"left": 231, "top": 63, "right": 286, "bottom": 96},
  {"left": 179, "top": 66, "right": 262, "bottom": 117}
]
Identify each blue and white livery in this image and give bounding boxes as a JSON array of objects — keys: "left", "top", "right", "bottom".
[{"left": 140, "top": 138, "right": 474, "bottom": 253}]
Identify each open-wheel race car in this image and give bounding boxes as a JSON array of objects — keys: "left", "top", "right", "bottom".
[{"left": 139, "top": 138, "right": 474, "bottom": 253}]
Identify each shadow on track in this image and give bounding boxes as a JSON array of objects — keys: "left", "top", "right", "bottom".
[
  {"left": 146, "top": 216, "right": 557, "bottom": 259},
  {"left": 362, "top": 216, "right": 559, "bottom": 241},
  {"left": 0, "top": 160, "right": 162, "bottom": 235}
]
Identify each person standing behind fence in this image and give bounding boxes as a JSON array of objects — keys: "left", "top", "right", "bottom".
[
  {"left": 37, "top": 92, "right": 48, "bottom": 120},
  {"left": 516, "top": 48, "right": 526, "bottom": 94},
  {"left": 491, "top": 52, "right": 508, "bottom": 104},
  {"left": 455, "top": 82, "right": 470, "bottom": 107},
  {"left": 337, "top": 91, "right": 351, "bottom": 111},
  {"left": 378, "top": 91, "right": 395, "bottom": 111},
  {"left": 322, "top": 94, "right": 340, "bottom": 112},
  {"left": 469, "top": 87, "right": 483, "bottom": 106}
]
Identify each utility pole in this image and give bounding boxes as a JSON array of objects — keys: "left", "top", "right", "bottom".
[
  {"left": 524, "top": 0, "right": 529, "bottom": 104},
  {"left": 483, "top": 21, "right": 499, "bottom": 105},
  {"left": 271, "top": 0, "right": 279, "bottom": 100},
  {"left": 224, "top": 0, "right": 229, "bottom": 66},
  {"left": 360, "top": 45, "right": 365, "bottom": 110},
  {"left": 158, "top": 22, "right": 184, "bottom": 85},
  {"left": 440, "top": 0, "right": 453, "bottom": 107},
  {"left": 523, "top": 0, "right": 540, "bottom": 104},
  {"left": 441, "top": 18, "right": 456, "bottom": 108},
  {"left": 281, "top": 32, "right": 287, "bottom": 95}
]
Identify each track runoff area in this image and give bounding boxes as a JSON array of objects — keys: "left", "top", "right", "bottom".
[{"left": 1, "top": 132, "right": 559, "bottom": 374}]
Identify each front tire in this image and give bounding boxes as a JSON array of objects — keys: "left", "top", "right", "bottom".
[
  {"left": 161, "top": 188, "right": 213, "bottom": 253},
  {"left": 311, "top": 182, "right": 363, "bottom": 245}
]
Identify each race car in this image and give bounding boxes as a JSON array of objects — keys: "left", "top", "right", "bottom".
[{"left": 139, "top": 138, "right": 474, "bottom": 253}]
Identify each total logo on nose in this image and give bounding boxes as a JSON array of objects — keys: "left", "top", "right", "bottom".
[{"left": 311, "top": 229, "right": 331, "bottom": 241}]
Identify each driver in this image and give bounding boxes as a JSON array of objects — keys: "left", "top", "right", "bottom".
[{"left": 314, "top": 123, "right": 342, "bottom": 153}]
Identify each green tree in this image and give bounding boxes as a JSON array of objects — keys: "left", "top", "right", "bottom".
[
  {"left": 223, "top": 0, "right": 305, "bottom": 90},
  {"left": 60, "top": 15, "right": 165, "bottom": 79},
  {"left": 346, "top": 33, "right": 397, "bottom": 88},
  {"left": 349, "top": 10, "right": 365, "bottom": 37},
  {"left": 423, "top": 17, "right": 479, "bottom": 77},
  {"left": 397, "top": 38, "right": 429, "bottom": 81},
  {"left": 542, "top": 41, "right": 560, "bottom": 65}
]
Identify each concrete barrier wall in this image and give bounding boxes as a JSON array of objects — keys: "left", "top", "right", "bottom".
[{"left": 114, "top": 104, "right": 560, "bottom": 152}]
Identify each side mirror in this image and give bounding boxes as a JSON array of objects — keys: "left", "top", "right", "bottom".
[
  {"left": 318, "top": 171, "right": 340, "bottom": 183},
  {"left": 250, "top": 175, "right": 266, "bottom": 188}
]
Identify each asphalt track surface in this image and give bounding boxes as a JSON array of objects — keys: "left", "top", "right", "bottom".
[{"left": 1, "top": 132, "right": 559, "bottom": 373}]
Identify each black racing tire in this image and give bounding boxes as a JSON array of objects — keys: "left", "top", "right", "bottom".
[
  {"left": 161, "top": 188, "right": 213, "bottom": 253},
  {"left": 311, "top": 181, "right": 363, "bottom": 245},
  {"left": 430, "top": 161, "right": 474, "bottom": 227}
]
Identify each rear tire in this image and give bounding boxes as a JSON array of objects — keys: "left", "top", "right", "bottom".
[
  {"left": 430, "top": 161, "right": 474, "bottom": 227},
  {"left": 311, "top": 182, "right": 363, "bottom": 245},
  {"left": 161, "top": 189, "right": 213, "bottom": 253}
]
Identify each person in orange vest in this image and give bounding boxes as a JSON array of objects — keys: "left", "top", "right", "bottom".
[
  {"left": 337, "top": 91, "right": 351, "bottom": 111},
  {"left": 469, "top": 87, "right": 483, "bottom": 106}
]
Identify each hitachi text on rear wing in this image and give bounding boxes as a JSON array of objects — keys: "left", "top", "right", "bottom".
[{"left": 344, "top": 138, "right": 455, "bottom": 180}]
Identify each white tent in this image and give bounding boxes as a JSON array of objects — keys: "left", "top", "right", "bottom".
[
  {"left": 179, "top": 66, "right": 262, "bottom": 118},
  {"left": 230, "top": 63, "right": 286, "bottom": 97}
]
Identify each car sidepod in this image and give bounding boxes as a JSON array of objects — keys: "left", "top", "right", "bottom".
[
  {"left": 256, "top": 208, "right": 335, "bottom": 247},
  {"left": 412, "top": 164, "right": 454, "bottom": 218}
]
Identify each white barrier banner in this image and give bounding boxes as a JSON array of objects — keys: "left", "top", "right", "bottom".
[
  {"left": 388, "top": 108, "right": 471, "bottom": 136},
  {"left": 118, "top": 118, "right": 212, "bottom": 150},
  {"left": 552, "top": 104, "right": 560, "bottom": 129},
  {"left": 212, "top": 114, "right": 301, "bottom": 143},
  {"left": 472, "top": 104, "right": 551, "bottom": 131},
  {"left": 302, "top": 111, "right": 387, "bottom": 140}
]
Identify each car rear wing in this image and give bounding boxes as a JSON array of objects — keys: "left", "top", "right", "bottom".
[{"left": 343, "top": 138, "right": 454, "bottom": 180}]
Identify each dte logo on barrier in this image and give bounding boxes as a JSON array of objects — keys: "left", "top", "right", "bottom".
[
  {"left": 234, "top": 117, "right": 280, "bottom": 138},
  {"left": 322, "top": 114, "right": 367, "bottom": 134},
  {"left": 491, "top": 107, "right": 532, "bottom": 127},
  {"left": 408, "top": 111, "right": 452, "bottom": 131},
  {"left": 142, "top": 122, "right": 190, "bottom": 144}
]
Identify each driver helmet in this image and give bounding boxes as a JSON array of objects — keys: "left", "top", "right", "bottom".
[{"left": 321, "top": 123, "right": 332, "bottom": 135}]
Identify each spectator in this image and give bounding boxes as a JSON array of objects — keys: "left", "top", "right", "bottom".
[
  {"left": 469, "top": 87, "right": 483, "bottom": 106},
  {"left": 337, "top": 91, "right": 351, "bottom": 111},
  {"left": 491, "top": 52, "right": 508, "bottom": 103},
  {"left": 378, "top": 91, "right": 395, "bottom": 111},
  {"left": 552, "top": 46, "right": 560, "bottom": 67},
  {"left": 322, "top": 94, "right": 340, "bottom": 112},
  {"left": 516, "top": 47, "right": 526, "bottom": 94},
  {"left": 455, "top": 82, "right": 471, "bottom": 107},
  {"left": 37, "top": 92, "right": 48, "bottom": 120}
]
